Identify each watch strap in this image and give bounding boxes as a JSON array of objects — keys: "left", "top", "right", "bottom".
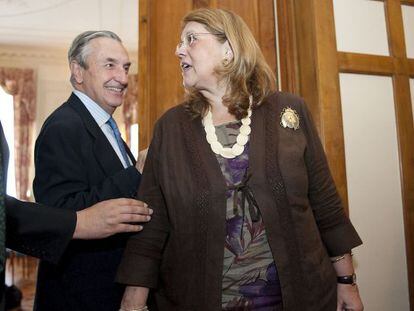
[{"left": 337, "top": 273, "right": 356, "bottom": 285}]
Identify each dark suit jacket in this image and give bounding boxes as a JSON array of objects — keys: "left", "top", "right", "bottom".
[
  {"left": 0, "top": 122, "right": 76, "bottom": 310},
  {"left": 33, "top": 93, "right": 141, "bottom": 311}
]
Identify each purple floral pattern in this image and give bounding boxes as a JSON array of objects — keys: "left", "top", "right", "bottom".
[{"left": 214, "top": 121, "right": 282, "bottom": 310}]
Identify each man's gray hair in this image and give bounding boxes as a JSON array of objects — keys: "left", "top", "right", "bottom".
[{"left": 68, "top": 30, "right": 122, "bottom": 69}]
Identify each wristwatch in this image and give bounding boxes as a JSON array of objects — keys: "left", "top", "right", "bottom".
[{"left": 337, "top": 273, "right": 356, "bottom": 285}]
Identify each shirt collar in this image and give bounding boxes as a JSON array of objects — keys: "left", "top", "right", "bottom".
[{"left": 73, "top": 90, "right": 110, "bottom": 127}]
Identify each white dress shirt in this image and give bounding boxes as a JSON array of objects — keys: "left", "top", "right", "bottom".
[{"left": 73, "top": 90, "right": 132, "bottom": 168}]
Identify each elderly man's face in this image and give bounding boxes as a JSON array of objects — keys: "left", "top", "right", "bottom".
[{"left": 74, "top": 37, "right": 130, "bottom": 115}]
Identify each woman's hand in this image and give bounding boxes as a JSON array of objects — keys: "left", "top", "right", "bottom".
[
  {"left": 331, "top": 253, "right": 363, "bottom": 311},
  {"left": 120, "top": 286, "right": 149, "bottom": 310},
  {"left": 337, "top": 283, "right": 363, "bottom": 311}
]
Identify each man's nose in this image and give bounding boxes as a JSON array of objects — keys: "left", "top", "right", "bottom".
[{"left": 116, "top": 67, "right": 129, "bottom": 84}]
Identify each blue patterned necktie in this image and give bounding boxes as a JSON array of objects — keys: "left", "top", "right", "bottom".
[
  {"left": 107, "top": 117, "right": 132, "bottom": 168},
  {"left": 0, "top": 149, "right": 6, "bottom": 273}
]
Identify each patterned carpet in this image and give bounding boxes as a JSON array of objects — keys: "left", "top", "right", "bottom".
[{"left": 5, "top": 253, "right": 37, "bottom": 311}]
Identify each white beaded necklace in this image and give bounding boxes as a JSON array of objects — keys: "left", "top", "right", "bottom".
[{"left": 202, "top": 98, "right": 252, "bottom": 159}]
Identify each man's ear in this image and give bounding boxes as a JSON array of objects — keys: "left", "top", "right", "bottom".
[{"left": 70, "top": 61, "right": 84, "bottom": 84}]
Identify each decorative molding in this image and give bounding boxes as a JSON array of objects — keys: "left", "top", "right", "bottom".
[
  {"left": 0, "top": 0, "right": 74, "bottom": 17},
  {"left": 0, "top": 45, "right": 138, "bottom": 72},
  {"left": 0, "top": 47, "right": 67, "bottom": 62}
]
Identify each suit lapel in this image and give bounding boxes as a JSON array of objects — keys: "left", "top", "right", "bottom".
[
  {"left": 67, "top": 93, "right": 126, "bottom": 176},
  {"left": 125, "top": 142, "right": 136, "bottom": 165}
]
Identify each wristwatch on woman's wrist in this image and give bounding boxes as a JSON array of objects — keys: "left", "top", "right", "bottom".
[{"left": 337, "top": 273, "right": 356, "bottom": 285}]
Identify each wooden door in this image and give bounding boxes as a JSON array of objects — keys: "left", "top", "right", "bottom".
[
  {"left": 287, "top": 0, "right": 414, "bottom": 309},
  {"left": 137, "top": 0, "right": 277, "bottom": 148}
]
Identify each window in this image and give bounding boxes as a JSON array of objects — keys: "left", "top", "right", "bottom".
[
  {"left": 130, "top": 123, "right": 139, "bottom": 159},
  {"left": 0, "top": 86, "right": 16, "bottom": 196}
]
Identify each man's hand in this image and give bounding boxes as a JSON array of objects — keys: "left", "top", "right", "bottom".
[
  {"left": 136, "top": 148, "right": 148, "bottom": 173},
  {"left": 73, "top": 198, "right": 152, "bottom": 239}
]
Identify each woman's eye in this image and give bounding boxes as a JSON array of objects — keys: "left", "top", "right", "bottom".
[{"left": 188, "top": 34, "right": 197, "bottom": 45}]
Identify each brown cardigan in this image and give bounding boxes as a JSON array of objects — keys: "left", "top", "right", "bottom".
[{"left": 116, "top": 92, "right": 362, "bottom": 311}]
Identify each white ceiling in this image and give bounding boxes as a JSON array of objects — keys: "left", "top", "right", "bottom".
[{"left": 0, "top": 0, "right": 138, "bottom": 51}]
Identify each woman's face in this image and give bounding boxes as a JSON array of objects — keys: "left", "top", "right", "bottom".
[{"left": 175, "top": 21, "right": 230, "bottom": 92}]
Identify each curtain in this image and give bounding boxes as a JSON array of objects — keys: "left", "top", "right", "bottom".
[
  {"left": 0, "top": 68, "right": 36, "bottom": 200},
  {"left": 122, "top": 74, "right": 138, "bottom": 146}
]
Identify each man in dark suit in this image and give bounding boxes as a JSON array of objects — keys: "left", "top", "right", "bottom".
[
  {"left": 33, "top": 30, "right": 144, "bottom": 310},
  {"left": 0, "top": 121, "right": 151, "bottom": 310}
]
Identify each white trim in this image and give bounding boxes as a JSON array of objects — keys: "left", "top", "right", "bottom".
[{"left": 273, "top": 0, "right": 282, "bottom": 91}]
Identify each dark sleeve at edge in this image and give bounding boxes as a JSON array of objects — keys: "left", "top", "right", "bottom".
[{"left": 5, "top": 195, "right": 76, "bottom": 264}]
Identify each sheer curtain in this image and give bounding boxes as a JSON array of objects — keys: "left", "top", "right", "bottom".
[{"left": 0, "top": 68, "right": 36, "bottom": 200}]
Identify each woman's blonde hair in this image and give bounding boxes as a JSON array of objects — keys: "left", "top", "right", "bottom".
[{"left": 182, "top": 8, "right": 275, "bottom": 119}]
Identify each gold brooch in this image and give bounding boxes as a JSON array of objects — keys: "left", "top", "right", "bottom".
[{"left": 280, "top": 107, "right": 300, "bottom": 130}]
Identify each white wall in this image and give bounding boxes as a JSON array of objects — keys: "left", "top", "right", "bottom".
[
  {"left": 0, "top": 0, "right": 139, "bottom": 135},
  {"left": 0, "top": 0, "right": 138, "bottom": 52},
  {"left": 333, "top": 0, "right": 411, "bottom": 310},
  {"left": 0, "top": 44, "right": 137, "bottom": 197},
  {"left": 411, "top": 79, "right": 414, "bottom": 123},
  {"left": 402, "top": 5, "right": 414, "bottom": 59},
  {"left": 333, "top": 0, "right": 389, "bottom": 55},
  {"left": 0, "top": 0, "right": 139, "bottom": 201},
  {"left": 339, "top": 74, "right": 409, "bottom": 310}
]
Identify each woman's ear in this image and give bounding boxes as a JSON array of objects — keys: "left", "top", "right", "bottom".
[
  {"left": 224, "top": 41, "right": 234, "bottom": 60},
  {"left": 225, "top": 49, "right": 233, "bottom": 60},
  {"left": 222, "top": 41, "right": 234, "bottom": 66}
]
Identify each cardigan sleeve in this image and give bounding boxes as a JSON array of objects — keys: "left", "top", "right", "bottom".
[
  {"left": 300, "top": 100, "right": 362, "bottom": 256},
  {"left": 116, "top": 120, "right": 170, "bottom": 288}
]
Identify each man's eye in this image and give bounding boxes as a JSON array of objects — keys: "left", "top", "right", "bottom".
[{"left": 105, "top": 63, "right": 114, "bottom": 68}]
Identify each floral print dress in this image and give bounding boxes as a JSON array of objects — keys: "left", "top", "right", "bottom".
[{"left": 215, "top": 121, "right": 283, "bottom": 311}]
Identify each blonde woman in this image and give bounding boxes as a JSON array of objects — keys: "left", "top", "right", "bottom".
[{"left": 117, "top": 8, "right": 363, "bottom": 311}]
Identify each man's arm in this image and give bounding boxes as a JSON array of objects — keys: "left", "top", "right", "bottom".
[{"left": 5, "top": 196, "right": 151, "bottom": 264}]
